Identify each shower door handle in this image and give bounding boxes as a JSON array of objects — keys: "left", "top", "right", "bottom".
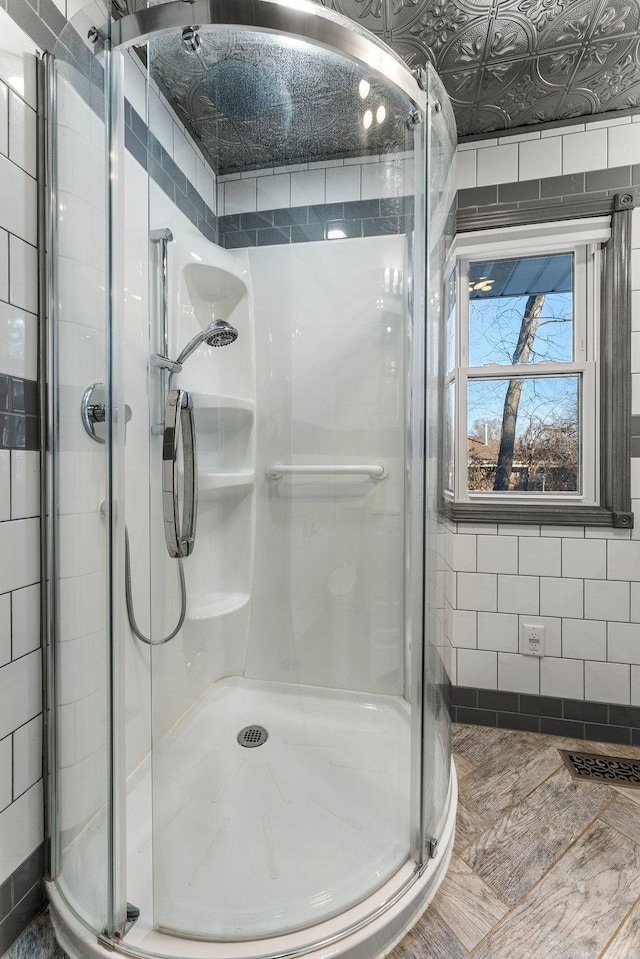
[{"left": 162, "top": 389, "right": 197, "bottom": 559}]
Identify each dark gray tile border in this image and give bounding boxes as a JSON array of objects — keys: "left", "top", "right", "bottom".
[
  {"left": 0, "top": 375, "right": 39, "bottom": 450},
  {"left": 458, "top": 185, "right": 498, "bottom": 208},
  {"left": 451, "top": 687, "right": 640, "bottom": 746},
  {"left": 124, "top": 104, "right": 218, "bottom": 245},
  {"left": 498, "top": 179, "right": 540, "bottom": 204},
  {"left": 497, "top": 711, "right": 541, "bottom": 732},
  {"left": 586, "top": 166, "right": 633, "bottom": 192},
  {"left": 218, "top": 198, "right": 415, "bottom": 248},
  {"left": 6, "top": 0, "right": 56, "bottom": 51},
  {"left": 477, "top": 689, "right": 519, "bottom": 712},
  {"left": 564, "top": 699, "right": 609, "bottom": 724},
  {"left": 540, "top": 173, "right": 586, "bottom": 198},
  {"left": 0, "top": 845, "right": 45, "bottom": 956}
]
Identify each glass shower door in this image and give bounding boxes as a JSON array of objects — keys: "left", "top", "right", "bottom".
[
  {"left": 135, "top": 13, "right": 444, "bottom": 943},
  {"left": 49, "top": 0, "right": 126, "bottom": 938}
]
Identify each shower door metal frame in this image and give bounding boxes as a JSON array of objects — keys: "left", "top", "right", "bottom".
[
  {"left": 107, "top": 0, "right": 425, "bottom": 111},
  {"left": 42, "top": 24, "right": 129, "bottom": 938}
]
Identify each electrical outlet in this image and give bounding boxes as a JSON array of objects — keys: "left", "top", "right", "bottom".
[{"left": 522, "top": 623, "right": 545, "bottom": 657}]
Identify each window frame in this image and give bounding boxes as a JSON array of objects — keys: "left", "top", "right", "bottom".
[{"left": 441, "top": 197, "right": 634, "bottom": 529}]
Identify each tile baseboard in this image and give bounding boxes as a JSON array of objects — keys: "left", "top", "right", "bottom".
[
  {"left": 450, "top": 686, "right": 640, "bottom": 746},
  {"left": 0, "top": 845, "right": 45, "bottom": 957}
]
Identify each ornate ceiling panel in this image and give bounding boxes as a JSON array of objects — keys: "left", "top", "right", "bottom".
[
  {"left": 322, "top": 0, "right": 640, "bottom": 135},
  {"left": 117, "top": 0, "right": 640, "bottom": 162}
]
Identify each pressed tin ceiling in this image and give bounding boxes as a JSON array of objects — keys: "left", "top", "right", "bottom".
[
  {"left": 322, "top": 0, "right": 640, "bottom": 135},
  {"left": 116, "top": 0, "right": 640, "bottom": 163}
]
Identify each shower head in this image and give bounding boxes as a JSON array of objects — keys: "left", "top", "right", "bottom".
[
  {"left": 175, "top": 320, "right": 239, "bottom": 366},
  {"left": 205, "top": 320, "right": 239, "bottom": 348}
]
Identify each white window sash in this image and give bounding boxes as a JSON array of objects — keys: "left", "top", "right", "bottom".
[{"left": 449, "top": 227, "right": 603, "bottom": 506}]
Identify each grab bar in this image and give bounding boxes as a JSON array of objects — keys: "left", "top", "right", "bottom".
[
  {"left": 267, "top": 462, "right": 387, "bottom": 480},
  {"left": 162, "top": 389, "right": 197, "bottom": 558}
]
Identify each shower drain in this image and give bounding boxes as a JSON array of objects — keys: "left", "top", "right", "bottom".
[{"left": 237, "top": 725, "right": 269, "bottom": 748}]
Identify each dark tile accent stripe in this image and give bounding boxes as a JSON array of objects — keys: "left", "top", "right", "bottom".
[
  {"left": 0, "top": 376, "right": 39, "bottom": 450},
  {"left": 124, "top": 103, "right": 218, "bottom": 245},
  {"left": 457, "top": 165, "right": 640, "bottom": 225},
  {"left": 7, "top": 0, "right": 219, "bottom": 250},
  {"left": 218, "top": 196, "right": 415, "bottom": 248},
  {"left": 0, "top": 845, "right": 45, "bottom": 955},
  {"left": 450, "top": 686, "right": 640, "bottom": 746}
]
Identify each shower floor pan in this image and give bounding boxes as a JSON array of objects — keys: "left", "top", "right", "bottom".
[{"left": 127, "top": 678, "right": 411, "bottom": 943}]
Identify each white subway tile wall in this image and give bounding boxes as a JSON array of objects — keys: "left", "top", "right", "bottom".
[
  {"left": 448, "top": 524, "right": 640, "bottom": 697},
  {"left": 218, "top": 153, "right": 415, "bottom": 215},
  {"left": 450, "top": 112, "right": 640, "bottom": 705},
  {"left": 456, "top": 113, "right": 640, "bottom": 190},
  {"left": 0, "top": 8, "right": 42, "bottom": 889}
]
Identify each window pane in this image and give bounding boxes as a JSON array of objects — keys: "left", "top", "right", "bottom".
[
  {"left": 467, "top": 376, "right": 579, "bottom": 493},
  {"left": 444, "top": 381, "right": 454, "bottom": 492},
  {"left": 445, "top": 267, "right": 456, "bottom": 374},
  {"left": 468, "top": 254, "right": 574, "bottom": 367}
]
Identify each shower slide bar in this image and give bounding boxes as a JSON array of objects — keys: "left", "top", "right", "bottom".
[{"left": 267, "top": 463, "right": 388, "bottom": 480}]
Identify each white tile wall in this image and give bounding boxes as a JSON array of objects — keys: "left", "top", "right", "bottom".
[
  {"left": 458, "top": 572, "right": 497, "bottom": 611},
  {"left": 0, "top": 6, "right": 42, "bottom": 891},
  {"left": 219, "top": 154, "right": 415, "bottom": 215},
  {"left": 477, "top": 533, "right": 517, "bottom": 574},
  {"left": 477, "top": 143, "right": 518, "bottom": 186},
  {"left": 562, "top": 129, "right": 608, "bottom": 174},
  {"left": 498, "top": 652, "right": 539, "bottom": 695},
  {"left": 518, "top": 136, "right": 562, "bottom": 182},
  {"left": 447, "top": 518, "right": 640, "bottom": 700},
  {"left": 457, "top": 648, "right": 497, "bottom": 689},
  {"left": 585, "top": 661, "right": 631, "bottom": 705},
  {"left": 498, "top": 574, "right": 539, "bottom": 615},
  {"left": 451, "top": 109, "right": 640, "bottom": 706},
  {"left": 540, "top": 657, "right": 584, "bottom": 699},
  {"left": 519, "top": 537, "right": 561, "bottom": 577},
  {"left": 457, "top": 111, "right": 640, "bottom": 189},
  {"left": 562, "top": 618, "right": 607, "bottom": 661},
  {"left": 478, "top": 612, "right": 518, "bottom": 652}
]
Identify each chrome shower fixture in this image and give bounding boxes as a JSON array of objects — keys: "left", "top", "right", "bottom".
[
  {"left": 175, "top": 320, "right": 239, "bottom": 365},
  {"left": 153, "top": 321, "right": 239, "bottom": 375},
  {"left": 182, "top": 25, "right": 202, "bottom": 53}
]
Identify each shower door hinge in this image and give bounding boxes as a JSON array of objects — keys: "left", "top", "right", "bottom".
[
  {"left": 428, "top": 837, "right": 438, "bottom": 859},
  {"left": 411, "top": 65, "right": 427, "bottom": 91}
]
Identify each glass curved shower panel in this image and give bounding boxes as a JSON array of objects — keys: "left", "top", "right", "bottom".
[
  {"left": 48, "top": 0, "right": 123, "bottom": 936},
  {"left": 140, "top": 22, "right": 430, "bottom": 942}
]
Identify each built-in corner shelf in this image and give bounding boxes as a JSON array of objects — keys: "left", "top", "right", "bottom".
[
  {"left": 183, "top": 264, "right": 248, "bottom": 320},
  {"left": 188, "top": 592, "right": 250, "bottom": 621},
  {"left": 190, "top": 393, "right": 254, "bottom": 416},
  {"left": 198, "top": 470, "right": 254, "bottom": 498},
  {"left": 191, "top": 393, "right": 254, "bottom": 435}
]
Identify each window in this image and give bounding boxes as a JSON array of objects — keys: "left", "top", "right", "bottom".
[{"left": 443, "top": 217, "right": 619, "bottom": 523}]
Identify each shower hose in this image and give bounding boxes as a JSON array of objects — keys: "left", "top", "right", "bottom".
[{"left": 124, "top": 525, "right": 187, "bottom": 645}]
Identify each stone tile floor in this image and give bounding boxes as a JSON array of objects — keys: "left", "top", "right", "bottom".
[{"left": 390, "top": 724, "right": 640, "bottom": 959}]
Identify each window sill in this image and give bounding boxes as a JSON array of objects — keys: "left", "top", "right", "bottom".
[{"left": 441, "top": 499, "right": 633, "bottom": 529}]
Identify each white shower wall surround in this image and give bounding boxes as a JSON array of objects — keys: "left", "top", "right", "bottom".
[{"left": 447, "top": 118, "right": 640, "bottom": 712}]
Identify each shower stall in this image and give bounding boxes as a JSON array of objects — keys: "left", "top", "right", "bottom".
[{"left": 43, "top": 1, "right": 457, "bottom": 956}]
